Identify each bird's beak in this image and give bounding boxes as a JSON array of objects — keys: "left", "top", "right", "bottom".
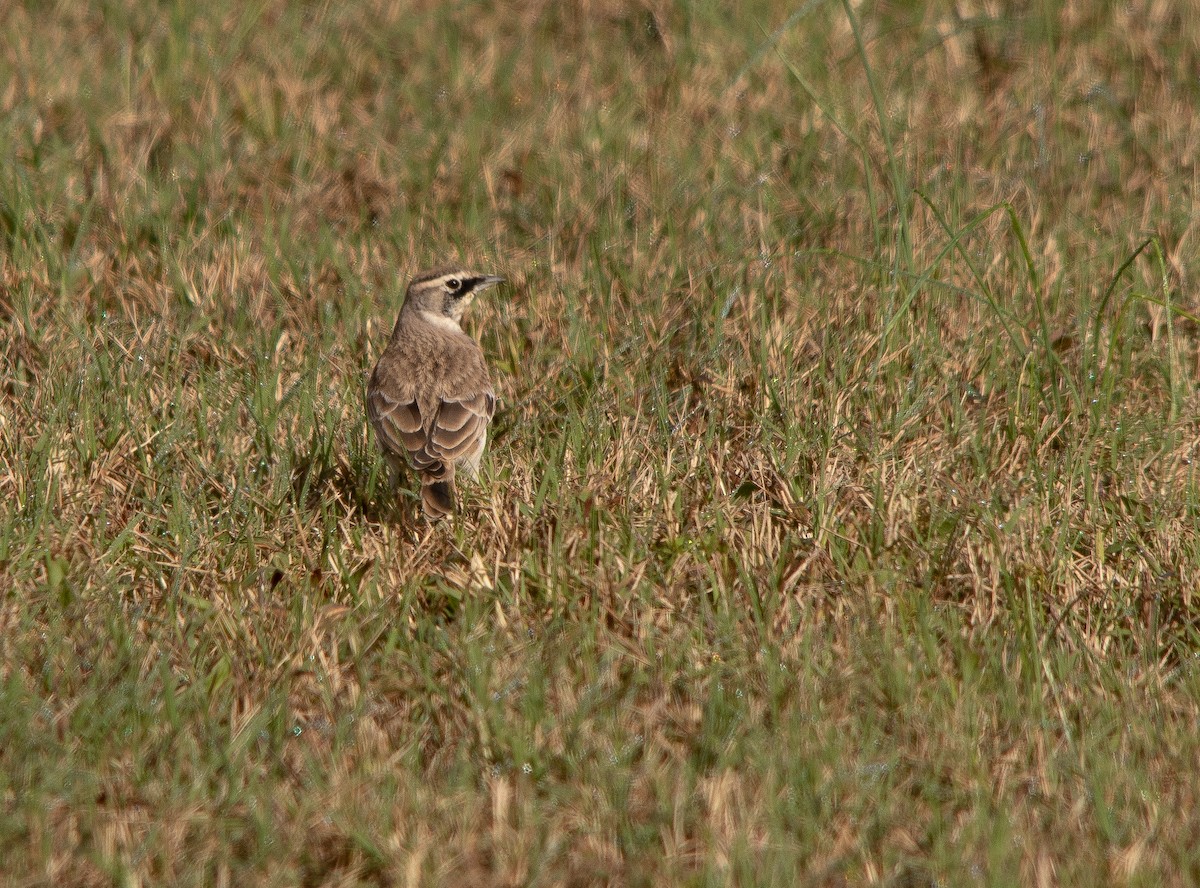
[{"left": 476, "top": 275, "right": 505, "bottom": 292}]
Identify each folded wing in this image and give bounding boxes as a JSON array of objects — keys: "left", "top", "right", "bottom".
[{"left": 369, "top": 386, "right": 494, "bottom": 477}]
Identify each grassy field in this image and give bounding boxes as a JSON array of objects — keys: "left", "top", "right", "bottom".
[{"left": 3, "top": 0, "right": 1200, "bottom": 884}]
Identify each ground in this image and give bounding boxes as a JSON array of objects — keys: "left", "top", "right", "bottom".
[{"left": 2, "top": 1, "right": 1200, "bottom": 885}]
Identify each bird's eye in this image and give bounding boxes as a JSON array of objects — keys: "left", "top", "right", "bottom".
[{"left": 446, "top": 278, "right": 461, "bottom": 292}]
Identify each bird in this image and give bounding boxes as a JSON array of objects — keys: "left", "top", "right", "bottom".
[{"left": 366, "top": 266, "right": 503, "bottom": 520}]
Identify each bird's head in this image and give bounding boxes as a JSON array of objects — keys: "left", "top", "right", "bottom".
[{"left": 403, "top": 267, "right": 505, "bottom": 324}]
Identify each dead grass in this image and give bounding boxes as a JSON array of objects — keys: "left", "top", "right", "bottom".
[{"left": 2, "top": 0, "right": 1200, "bottom": 885}]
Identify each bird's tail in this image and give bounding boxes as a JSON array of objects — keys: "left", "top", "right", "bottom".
[{"left": 420, "top": 464, "right": 456, "bottom": 520}]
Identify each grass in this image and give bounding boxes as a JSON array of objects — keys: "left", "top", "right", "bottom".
[{"left": 2, "top": 0, "right": 1200, "bottom": 884}]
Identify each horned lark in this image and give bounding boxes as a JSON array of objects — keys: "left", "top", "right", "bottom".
[{"left": 367, "top": 267, "right": 503, "bottom": 520}]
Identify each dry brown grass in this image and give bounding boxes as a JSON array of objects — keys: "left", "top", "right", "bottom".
[{"left": 3, "top": 0, "right": 1200, "bottom": 885}]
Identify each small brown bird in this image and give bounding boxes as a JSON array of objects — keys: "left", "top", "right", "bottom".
[{"left": 367, "top": 266, "right": 503, "bottom": 519}]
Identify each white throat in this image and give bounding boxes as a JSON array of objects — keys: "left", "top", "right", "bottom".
[{"left": 417, "top": 311, "right": 463, "bottom": 333}]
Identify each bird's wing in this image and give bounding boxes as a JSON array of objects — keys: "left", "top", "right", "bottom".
[
  {"left": 368, "top": 386, "right": 437, "bottom": 470},
  {"left": 429, "top": 389, "right": 496, "bottom": 461},
  {"left": 369, "top": 383, "right": 494, "bottom": 475}
]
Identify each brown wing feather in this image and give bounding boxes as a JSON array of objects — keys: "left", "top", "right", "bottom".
[
  {"left": 429, "top": 391, "right": 493, "bottom": 457},
  {"left": 370, "top": 384, "right": 494, "bottom": 472},
  {"left": 431, "top": 414, "right": 482, "bottom": 457},
  {"left": 436, "top": 401, "right": 474, "bottom": 432},
  {"left": 368, "top": 390, "right": 421, "bottom": 454}
]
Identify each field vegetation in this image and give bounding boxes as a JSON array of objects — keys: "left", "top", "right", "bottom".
[{"left": 2, "top": 0, "right": 1200, "bottom": 884}]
